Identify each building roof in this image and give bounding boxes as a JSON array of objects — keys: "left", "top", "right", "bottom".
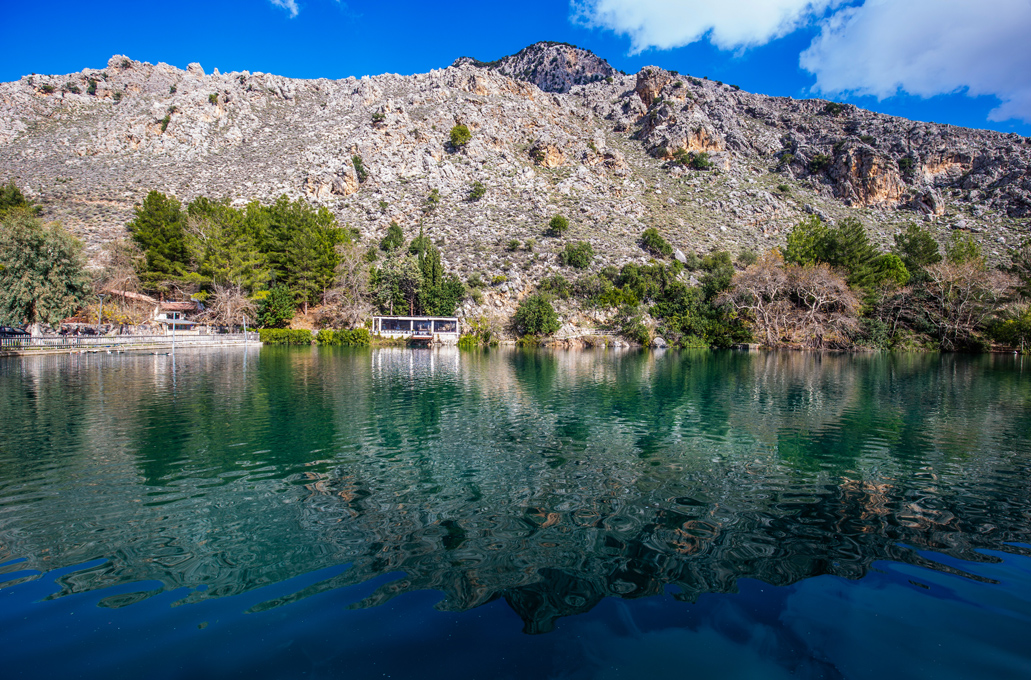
[
  {"left": 160, "top": 301, "right": 201, "bottom": 312},
  {"left": 103, "top": 289, "right": 158, "bottom": 304}
]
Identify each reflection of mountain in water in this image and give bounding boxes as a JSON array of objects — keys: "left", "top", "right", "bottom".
[{"left": 1, "top": 348, "right": 1029, "bottom": 633}]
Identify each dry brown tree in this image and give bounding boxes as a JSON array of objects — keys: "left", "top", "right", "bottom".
[
  {"left": 91, "top": 239, "right": 155, "bottom": 324},
  {"left": 201, "top": 283, "right": 256, "bottom": 329},
  {"left": 717, "top": 250, "right": 790, "bottom": 346},
  {"left": 787, "top": 263, "right": 861, "bottom": 348},
  {"left": 922, "top": 260, "right": 1014, "bottom": 349},
  {"left": 316, "top": 242, "right": 371, "bottom": 328},
  {"left": 721, "top": 250, "right": 861, "bottom": 349}
]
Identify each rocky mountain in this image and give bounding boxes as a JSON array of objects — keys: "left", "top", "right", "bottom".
[
  {"left": 1, "top": 42, "right": 1028, "bottom": 321},
  {"left": 454, "top": 41, "right": 617, "bottom": 94}
]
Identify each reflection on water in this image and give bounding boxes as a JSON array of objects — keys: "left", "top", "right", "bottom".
[{"left": 1, "top": 347, "right": 1030, "bottom": 637}]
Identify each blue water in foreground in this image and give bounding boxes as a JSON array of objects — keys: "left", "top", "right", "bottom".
[{"left": 1, "top": 347, "right": 1030, "bottom": 679}]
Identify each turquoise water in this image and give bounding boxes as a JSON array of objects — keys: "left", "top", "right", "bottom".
[{"left": 1, "top": 347, "right": 1030, "bottom": 678}]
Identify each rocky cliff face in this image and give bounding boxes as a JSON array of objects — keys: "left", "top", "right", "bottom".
[
  {"left": 1, "top": 43, "right": 1028, "bottom": 320},
  {"left": 454, "top": 42, "right": 616, "bottom": 94}
]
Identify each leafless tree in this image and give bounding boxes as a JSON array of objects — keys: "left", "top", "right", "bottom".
[
  {"left": 717, "top": 250, "right": 789, "bottom": 346},
  {"left": 318, "top": 242, "right": 371, "bottom": 328},
  {"left": 922, "top": 260, "right": 1014, "bottom": 349},
  {"left": 201, "top": 283, "right": 256, "bottom": 328},
  {"left": 721, "top": 250, "right": 861, "bottom": 349},
  {"left": 787, "top": 263, "right": 861, "bottom": 348}
]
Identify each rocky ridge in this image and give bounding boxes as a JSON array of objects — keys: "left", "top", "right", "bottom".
[{"left": 1, "top": 43, "right": 1029, "bottom": 324}]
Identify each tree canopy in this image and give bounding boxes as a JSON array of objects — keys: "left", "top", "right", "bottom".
[{"left": 0, "top": 212, "right": 91, "bottom": 326}]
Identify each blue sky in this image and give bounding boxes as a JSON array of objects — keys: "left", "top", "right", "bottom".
[{"left": 2, "top": 0, "right": 1028, "bottom": 136}]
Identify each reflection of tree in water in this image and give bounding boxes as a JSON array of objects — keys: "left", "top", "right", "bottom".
[{"left": 1, "top": 348, "right": 1030, "bottom": 634}]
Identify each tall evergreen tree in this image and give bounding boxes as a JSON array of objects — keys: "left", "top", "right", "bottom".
[
  {"left": 0, "top": 212, "right": 91, "bottom": 326},
  {"left": 127, "top": 191, "right": 191, "bottom": 285}
]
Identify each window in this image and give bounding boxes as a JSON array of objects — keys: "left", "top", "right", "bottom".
[
  {"left": 381, "top": 318, "right": 412, "bottom": 332},
  {"left": 433, "top": 320, "right": 456, "bottom": 333}
]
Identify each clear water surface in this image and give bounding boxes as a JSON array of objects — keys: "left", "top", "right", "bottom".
[{"left": 1, "top": 347, "right": 1030, "bottom": 679}]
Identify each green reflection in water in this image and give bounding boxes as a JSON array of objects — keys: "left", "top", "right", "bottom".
[{"left": 1, "top": 347, "right": 1029, "bottom": 633}]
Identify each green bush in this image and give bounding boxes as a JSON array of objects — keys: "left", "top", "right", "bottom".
[
  {"left": 641, "top": 228, "right": 673, "bottom": 257},
  {"left": 513, "top": 293, "right": 560, "bottom": 336},
  {"left": 208, "top": 93, "right": 219, "bottom": 105},
  {"left": 823, "top": 102, "right": 846, "bottom": 116},
  {"left": 548, "top": 214, "right": 569, "bottom": 236},
  {"left": 159, "top": 115, "right": 171, "bottom": 133},
  {"left": 87, "top": 79, "right": 97, "bottom": 95},
  {"left": 449, "top": 124, "right": 472, "bottom": 148},
  {"left": 689, "top": 152, "right": 712, "bottom": 170},
  {"left": 259, "top": 329, "right": 313, "bottom": 345},
  {"left": 776, "top": 183, "right": 791, "bottom": 193},
  {"left": 352, "top": 156, "right": 369, "bottom": 183},
  {"left": 39, "top": 84, "right": 55, "bottom": 94},
  {"left": 169, "top": 85, "right": 177, "bottom": 94},
  {"left": 809, "top": 154, "right": 831, "bottom": 173},
  {"left": 898, "top": 156, "right": 916, "bottom": 174},
  {"left": 63, "top": 82, "right": 81, "bottom": 94},
  {"left": 559, "top": 241, "right": 594, "bottom": 269},
  {"left": 467, "top": 181, "right": 486, "bottom": 201},
  {"left": 371, "top": 111, "right": 385, "bottom": 123},
  {"left": 539, "top": 274, "right": 571, "bottom": 299},
  {"left": 380, "top": 222, "right": 404, "bottom": 251},
  {"left": 737, "top": 249, "right": 758, "bottom": 266},
  {"left": 316, "top": 328, "right": 371, "bottom": 346}
]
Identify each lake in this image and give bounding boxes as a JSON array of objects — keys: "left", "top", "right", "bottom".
[{"left": 1, "top": 347, "right": 1030, "bottom": 679}]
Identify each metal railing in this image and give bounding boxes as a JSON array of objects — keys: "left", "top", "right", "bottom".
[{"left": 1, "top": 332, "right": 261, "bottom": 350}]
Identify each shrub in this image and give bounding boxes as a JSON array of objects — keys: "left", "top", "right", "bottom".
[
  {"left": 159, "top": 115, "right": 171, "bottom": 133},
  {"left": 737, "top": 249, "right": 758, "bottom": 266},
  {"left": 946, "top": 232, "right": 982, "bottom": 264},
  {"left": 467, "top": 181, "right": 486, "bottom": 201},
  {"left": 559, "top": 241, "right": 594, "bottom": 269},
  {"left": 371, "top": 111, "right": 385, "bottom": 123},
  {"left": 548, "top": 214, "right": 569, "bottom": 236},
  {"left": 449, "top": 124, "right": 472, "bottom": 148},
  {"left": 777, "top": 152, "right": 794, "bottom": 171},
  {"left": 491, "top": 274, "right": 507, "bottom": 285},
  {"left": 169, "top": 85, "right": 177, "bottom": 94},
  {"left": 777, "top": 183, "right": 791, "bottom": 193},
  {"left": 39, "top": 84, "right": 55, "bottom": 94},
  {"left": 112, "top": 92, "right": 122, "bottom": 102},
  {"left": 121, "top": 58, "right": 131, "bottom": 69},
  {"left": 860, "top": 135, "right": 876, "bottom": 146},
  {"left": 352, "top": 155, "right": 369, "bottom": 183},
  {"left": 689, "top": 152, "right": 713, "bottom": 170},
  {"left": 87, "top": 79, "right": 97, "bottom": 95},
  {"left": 380, "top": 222, "right": 404, "bottom": 251},
  {"left": 259, "top": 329, "right": 313, "bottom": 345},
  {"left": 641, "top": 228, "right": 673, "bottom": 257},
  {"left": 681, "top": 251, "right": 701, "bottom": 270},
  {"left": 316, "top": 328, "right": 370, "bottom": 346},
  {"left": 809, "top": 154, "right": 831, "bottom": 173},
  {"left": 823, "top": 102, "right": 846, "bottom": 116},
  {"left": 208, "top": 93, "right": 219, "bottom": 105},
  {"left": 505, "top": 239, "right": 521, "bottom": 252},
  {"left": 513, "top": 294, "right": 560, "bottom": 336},
  {"left": 539, "top": 274, "right": 571, "bottom": 299},
  {"left": 467, "top": 272, "right": 485, "bottom": 288},
  {"left": 63, "top": 82, "right": 80, "bottom": 94},
  {"left": 424, "top": 188, "right": 440, "bottom": 213},
  {"left": 898, "top": 156, "right": 916, "bottom": 174}
]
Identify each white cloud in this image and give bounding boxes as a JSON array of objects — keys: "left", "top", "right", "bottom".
[
  {"left": 572, "top": 0, "right": 842, "bottom": 52},
  {"left": 800, "top": 0, "right": 1031, "bottom": 122},
  {"left": 271, "top": 0, "right": 300, "bottom": 18}
]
